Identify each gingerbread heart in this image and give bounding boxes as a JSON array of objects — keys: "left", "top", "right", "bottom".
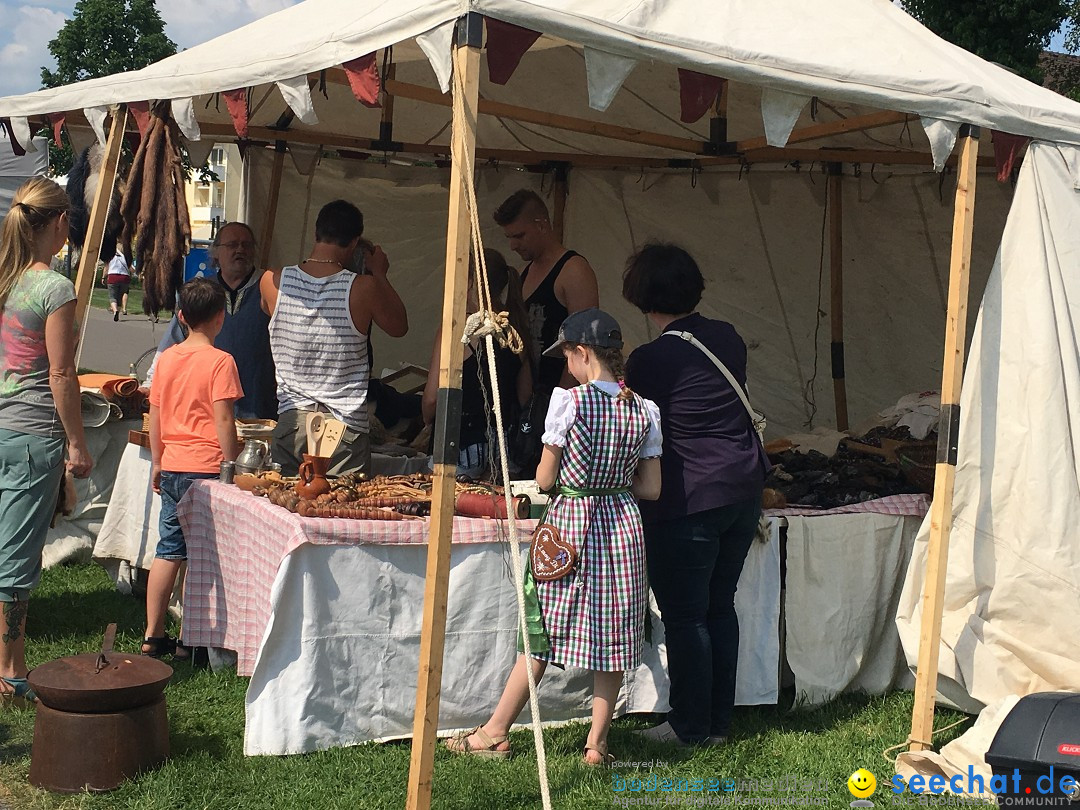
[{"left": 530, "top": 523, "right": 576, "bottom": 581}]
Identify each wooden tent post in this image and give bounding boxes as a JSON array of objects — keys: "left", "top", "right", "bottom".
[
  {"left": 828, "top": 162, "right": 849, "bottom": 432},
  {"left": 405, "top": 14, "right": 482, "bottom": 810},
  {"left": 259, "top": 140, "right": 286, "bottom": 268},
  {"left": 73, "top": 105, "right": 128, "bottom": 356},
  {"left": 909, "top": 125, "right": 980, "bottom": 753}
]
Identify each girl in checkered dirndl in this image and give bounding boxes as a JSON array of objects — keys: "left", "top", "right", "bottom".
[{"left": 446, "top": 308, "right": 662, "bottom": 766}]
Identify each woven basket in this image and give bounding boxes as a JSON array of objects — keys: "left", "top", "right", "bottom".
[{"left": 896, "top": 442, "right": 937, "bottom": 494}]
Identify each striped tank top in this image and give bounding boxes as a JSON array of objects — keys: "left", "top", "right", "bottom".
[{"left": 269, "top": 266, "right": 370, "bottom": 432}]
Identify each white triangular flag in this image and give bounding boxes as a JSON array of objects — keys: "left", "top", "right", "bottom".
[
  {"left": 186, "top": 140, "right": 214, "bottom": 170},
  {"left": 289, "top": 143, "right": 322, "bottom": 177},
  {"left": 84, "top": 106, "right": 109, "bottom": 146},
  {"left": 761, "top": 88, "right": 810, "bottom": 148},
  {"left": 921, "top": 117, "right": 961, "bottom": 172},
  {"left": 584, "top": 47, "right": 636, "bottom": 112},
  {"left": 66, "top": 126, "right": 94, "bottom": 156},
  {"left": 171, "top": 98, "right": 202, "bottom": 141},
  {"left": 275, "top": 76, "right": 319, "bottom": 126},
  {"left": 416, "top": 20, "right": 455, "bottom": 94}
]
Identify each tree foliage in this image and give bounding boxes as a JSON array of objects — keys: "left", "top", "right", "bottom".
[
  {"left": 40, "top": 0, "right": 176, "bottom": 174},
  {"left": 903, "top": 0, "right": 1072, "bottom": 82}
]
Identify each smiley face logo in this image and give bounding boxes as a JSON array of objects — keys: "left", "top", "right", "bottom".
[{"left": 848, "top": 769, "right": 877, "bottom": 799}]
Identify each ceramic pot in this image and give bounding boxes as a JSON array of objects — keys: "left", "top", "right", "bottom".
[{"left": 295, "top": 454, "right": 332, "bottom": 499}]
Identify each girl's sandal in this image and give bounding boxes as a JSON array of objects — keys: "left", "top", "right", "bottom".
[
  {"left": 445, "top": 726, "right": 511, "bottom": 759},
  {"left": 583, "top": 740, "right": 615, "bottom": 767},
  {"left": 0, "top": 676, "right": 38, "bottom": 709},
  {"left": 140, "top": 635, "right": 176, "bottom": 658}
]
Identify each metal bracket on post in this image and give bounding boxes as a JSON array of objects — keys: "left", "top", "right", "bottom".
[
  {"left": 936, "top": 404, "right": 961, "bottom": 466},
  {"left": 958, "top": 124, "right": 982, "bottom": 141},
  {"left": 431, "top": 388, "right": 463, "bottom": 466},
  {"left": 457, "top": 12, "right": 484, "bottom": 48},
  {"left": 371, "top": 122, "right": 404, "bottom": 153},
  {"left": 826, "top": 161, "right": 842, "bottom": 177}
]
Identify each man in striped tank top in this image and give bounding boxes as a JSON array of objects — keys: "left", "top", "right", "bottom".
[{"left": 260, "top": 200, "right": 408, "bottom": 477}]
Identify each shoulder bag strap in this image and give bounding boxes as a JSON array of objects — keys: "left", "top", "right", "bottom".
[{"left": 667, "top": 330, "right": 761, "bottom": 428}]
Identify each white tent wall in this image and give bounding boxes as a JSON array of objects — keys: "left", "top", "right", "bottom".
[
  {"left": 243, "top": 148, "right": 1013, "bottom": 436},
  {"left": 0, "top": 136, "right": 48, "bottom": 218},
  {"left": 897, "top": 141, "right": 1080, "bottom": 717}
]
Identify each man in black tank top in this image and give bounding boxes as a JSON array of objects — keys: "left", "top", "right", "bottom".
[{"left": 493, "top": 189, "right": 599, "bottom": 396}]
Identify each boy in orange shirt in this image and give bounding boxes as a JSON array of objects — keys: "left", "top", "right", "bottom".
[{"left": 143, "top": 278, "right": 242, "bottom": 659}]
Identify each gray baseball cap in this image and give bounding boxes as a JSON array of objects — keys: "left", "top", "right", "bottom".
[{"left": 543, "top": 307, "right": 624, "bottom": 357}]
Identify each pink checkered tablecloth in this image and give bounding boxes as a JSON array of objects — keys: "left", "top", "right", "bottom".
[
  {"left": 764, "top": 492, "right": 931, "bottom": 518},
  {"left": 178, "top": 481, "right": 534, "bottom": 675}
]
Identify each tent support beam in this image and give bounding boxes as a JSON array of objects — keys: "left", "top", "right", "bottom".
[
  {"left": 908, "top": 125, "right": 980, "bottom": 754},
  {"left": 55, "top": 117, "right": 994, "bottom": 171},
  {"left": 73, "top": 105, "right": 127, "bottom": 360},
  {"left": 736, "top": 110, "right": 910, "bottom": 152},
  {"left": 259, "top": 141, "right": 286, "bottom": 268},
  {"left": 381, "top": 76, "right": 704, "bottom": 154},
  {"left": 406, "top": 15, "right": 482, "bottom": 810},
  {"left": 828, "top": 162, "right": 848, "bottom": 432}
]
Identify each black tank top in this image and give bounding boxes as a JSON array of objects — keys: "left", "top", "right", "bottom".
[{"left": 521, "top": 250, "right": 579, "bottom": 395}]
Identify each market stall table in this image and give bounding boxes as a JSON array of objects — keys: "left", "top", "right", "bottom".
[
  {"left": 92, "top": 438, "right": 432, "bottom": 593},
  {"left": 178, "top": 481, "right": 782, "bottom": 756}
]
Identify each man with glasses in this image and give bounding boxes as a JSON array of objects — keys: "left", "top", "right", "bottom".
[{"left": 145, "top": 222, "right": 276, "bottom": 419}]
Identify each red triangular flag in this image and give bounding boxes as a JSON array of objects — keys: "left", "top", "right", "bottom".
[
  {"left": 991, "top": 130, "right": 1030, "bottom": 182},
  {"left": 222, "top": 89, "right": 249, "bottom": 138},
  {"left": 129, "top": 101, "right": 151, "bottom": 138},
  {"left": 678, "top": 69, "right": 724, "bottom": 124},
  {"left": 486, "top": 18, "right": 541, "bottom": 85},
  {"left": 50, "top": 112, "right": 66, "bottom": 146},
  {"left": 342, "top": 54, "right": 380, "bottom": 108}
]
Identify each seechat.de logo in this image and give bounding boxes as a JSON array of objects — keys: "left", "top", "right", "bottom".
[{"left": 848, "top": 768, "right": 877, "bottom": 807}]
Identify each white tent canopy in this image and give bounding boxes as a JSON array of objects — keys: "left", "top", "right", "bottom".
[{"left": 2, "top": 0, "right": 1080, "bottom": 154}]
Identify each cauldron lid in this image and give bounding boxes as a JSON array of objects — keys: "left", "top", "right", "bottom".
[{"left": 28, "top": 624, "right": 172, "bottom": 693}]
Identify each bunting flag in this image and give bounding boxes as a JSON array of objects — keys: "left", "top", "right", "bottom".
[
  {"left": 992, "top": 131, "right": 1030, "bottom": 182},
  {"left": 678, "top": 69, "right": 723, "bottom": 124},
  {"left": 342, "top": 54, "right": 381, "bottom": 107},
  {"left": 416, "top": 20, "right": 455, "bottom": 93},
  {"left": 760, "top": 88, "right": 810, "bottom": 148},
  {"left": 84, "top": 106, "right": 109, "bottom": 146},
  {"left": 50, "top": 112, "right": 66, "bottom": 146},
  {"left": 486, "top": 19, "right": 541, "bottom": 85},
  {"left": 171, "top": 97, "right": 202, "bottom": 141},
  {"left": 222, "top": 89, "right": 250, "bottom": 137},
  {"left": 584, "top": 47, "right": 636, "bottom": 112},
  {"left": 920, "top": 117, "right": 961, "bottom": 172},
  {"left": 129, "top": 101, "right": 151, "bottom": 139},
  {"left": 276, "top": 76, "right": 319, "bottom": 125},
  {"left": 0, "top": 118, "right": 26, "bottom": 157}
]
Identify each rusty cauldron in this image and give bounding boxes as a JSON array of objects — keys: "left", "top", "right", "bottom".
[{"left": 26, "top": 624, "right": 172, "bottom": 793}]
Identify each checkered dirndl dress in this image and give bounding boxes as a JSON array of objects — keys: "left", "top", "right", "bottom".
[{"left": 534, "top": 383, "right": 651, "bottom": 672}]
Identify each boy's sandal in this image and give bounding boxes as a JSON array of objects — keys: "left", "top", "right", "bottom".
[
  {"left": 140, "top": 635, "right": 176, "bottom": 658},
  {"left": 445, "top": 726, "right": 511, "bottom": 759},
  {"left": 0, "top": 676, "right": 38, "bottom": 708},
  {"left": 583, "top": 740, "right": 615, "bottom": 767}
]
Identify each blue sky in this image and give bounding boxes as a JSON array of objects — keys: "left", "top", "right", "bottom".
[
  {"left": 0, "top": 1, "right": 1076, "bottom": 99},
  {"left": 0, "top": 0, "right": 300, "bottom": 97}
]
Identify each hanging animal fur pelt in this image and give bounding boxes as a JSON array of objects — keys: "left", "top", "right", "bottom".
[
  {"left": 67, "top": 144, "right": 127, "bottom": 266},
  {"left": 120, "top": 104, "right": 191, "bottom": 315}
]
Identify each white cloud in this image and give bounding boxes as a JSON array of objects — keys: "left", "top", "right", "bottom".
[
  {"left": 160, "top": 0, "right": 298, "bottom": 51},
  {"left": 0, "top": 3, "right": 69, "bottom": 97}
]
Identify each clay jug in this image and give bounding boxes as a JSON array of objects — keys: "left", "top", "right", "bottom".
[{"left": 295, "top": 454, "right": 332, "bottom": 499}]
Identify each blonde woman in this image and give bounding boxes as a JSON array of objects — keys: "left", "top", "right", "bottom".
[{"left": 0, "top": 178, "right": 93, "bottom": 707}]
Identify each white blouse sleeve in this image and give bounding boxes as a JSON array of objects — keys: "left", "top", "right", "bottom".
[
  {"left": 639, "top": 398, "right": 664, "bottom": 458},
  {"left": 541, "top": 388, "right": 577, "bottom": 447}
]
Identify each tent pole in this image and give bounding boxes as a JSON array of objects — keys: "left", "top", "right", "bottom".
[
  {"left": 908, "top": 125, "right": 980, "bottom": 753},
  {"left": 259, "top": 140, "right": 286, "bottom": 268},
  {"left": 73, "top": 105, "right": 128, "bottom": 362},
  {"left": 405, "top": 14, "right": 482, "bottom": 810},
  {"left": 828, "top": 162, "right": 849, "bottom": 432},
  {"left": 551, "top": 164, "right": 568, "bottom": 243}
]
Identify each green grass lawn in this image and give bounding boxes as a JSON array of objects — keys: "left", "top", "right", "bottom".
[{"left": 0, "top": 564, "right": 978, "bottom": 809}]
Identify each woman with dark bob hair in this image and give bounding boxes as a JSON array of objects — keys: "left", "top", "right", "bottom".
[{"left": 623, "top": 242, "right": 767, "bottom": 746}]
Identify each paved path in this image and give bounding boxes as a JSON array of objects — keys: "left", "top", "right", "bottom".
[{"left": 77, "top": 306, "right": 173, "bottom": 376}]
